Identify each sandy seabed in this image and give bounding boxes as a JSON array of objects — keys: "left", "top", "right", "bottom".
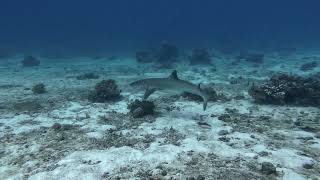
[{"left": 0, "top": 51, "right": 319, "bottom": 180}]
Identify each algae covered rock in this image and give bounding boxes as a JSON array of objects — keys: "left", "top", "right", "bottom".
[
  {"left": 261, "top": 162, "right": 277, "bottom": 175},
  {"left": 88, "top": 79, "right": 121, "bottom": 102}
]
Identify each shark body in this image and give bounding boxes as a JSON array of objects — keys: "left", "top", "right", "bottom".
[{"left": 130, "top": 70, "right": 210, "bottom": 110}]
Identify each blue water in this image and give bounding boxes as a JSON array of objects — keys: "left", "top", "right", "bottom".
[{"left": 1, "top": 0, "right": 320, "bottom": 55}]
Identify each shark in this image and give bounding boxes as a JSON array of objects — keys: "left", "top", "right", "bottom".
[{"left": 130, "top": 70, "right": 210, "bottom": 110}]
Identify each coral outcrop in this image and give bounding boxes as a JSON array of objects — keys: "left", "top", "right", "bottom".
[
  {"left": 189, "top": 48, "right": 212, "bottom": 65},
  {"left": 249, "top": 74, "right": 320, "bottom": 106},
  {"left": 32, "top": 83, "right": 46, "bottom": 94},
  {"left": 155, "top": 42, "right": 179, "bottom": 64},
  {"left": 134, "top": 42, "right": 179, "bottom": 65},
  {"left": 0, "top": 48, "right": 11, "bottom": 59},
  {"left": 22, "top": 56, "right": 40, "bottom": 67},
  {"left": 300, "top": 61, "right": 318, "bottom": 71},
  {"left": 88, "top": 79, "right": 121, "bottom": 102},
  {"left": 237, "top": 51, "right": 264, "bottom": 63},
  {"left": 135, "top": 51, "right": 155, "bottom": 63}
]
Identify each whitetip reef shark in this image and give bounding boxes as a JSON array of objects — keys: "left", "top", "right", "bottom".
[{"left": 130, "top": 70, "right": 210, "bottom": 110}]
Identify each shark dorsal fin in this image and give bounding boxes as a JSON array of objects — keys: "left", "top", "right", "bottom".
[{"left": 168, "top": 70, "right": 179, "bottom": 80}]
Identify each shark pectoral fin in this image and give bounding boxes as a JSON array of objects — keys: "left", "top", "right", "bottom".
[
  {"left": 202, "top": 95, "right": 209, "bottom": 111},
  {"left": 203, "top": 100, "right": 208, "bottom": 111},
  {"left": 143, "top": 88, "right": 156, "bottom": 100}
]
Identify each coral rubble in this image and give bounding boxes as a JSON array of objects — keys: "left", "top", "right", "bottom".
[{"left": 127, "top": 99, "right": 155, "bottom": 118}]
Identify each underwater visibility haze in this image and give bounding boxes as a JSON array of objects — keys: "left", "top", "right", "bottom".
[{"left": 0, "top": 1, "right": 320, "bottom": 179}]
